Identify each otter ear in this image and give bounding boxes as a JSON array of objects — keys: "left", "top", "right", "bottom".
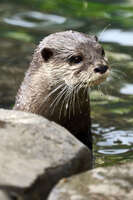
[
  {"left": 41, "top": 48, "right": 53, "bottom": 61},
  {"left": 92, "top": 35, "right": 98, "bottom": 42}
]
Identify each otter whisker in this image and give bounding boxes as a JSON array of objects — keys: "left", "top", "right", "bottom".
[
  {"left": 110, "top": 71, "right": 124, "bottom": 81},
  {"left": 59, "top": 88, "right": 67, "bottom": 119},
  {"left": 84, "top": 83, "right": 88, "bottom": 98},
  {"left": 50, "top": 85, "right": 68, "bottom": 115},
  {"left": 97, "top": 85, "right": 105, "bottom": 96},
  {"left": 44, "top": 82, "right": 65, "bottom": 102},
  {"left": 86, "top": 73, "right": 92, "bottom": 98},
  {"left": 85, "top": 78, "right": 91, "bottom": 99},
  {"left": 98, "top": 24, "right": 111, "bottom": 41},
  {"left": 110, "top": 59, "right": 133, "bottom": 67},
  {"left": 51, "top": 89, "right": 67, "bottom": 116},
  {"left": 71, "top": 88, "right": 75, "bottom": 117},
  {"left": 85, "top": 82, "right": 90, "bottom": 99},
  {"left": 88, "top": 86, "right": 91, "bottom": 98},
  {"left": 35, "top": 82, "right": 65, "bottom": 114},
  {"left": 111, "top": 69, "right": 127, "bottom": 78},
  {"left": 51, "top": 70, "right": 79, "bottom": 118},
  {"left": 101, "top": 84, "right": 109, "bottom": 96},
  {"left": 86, "top": 70, "right": 94, "bottom": 88},
  {"left": 59, "top": 85, "right": 73, "bottom": 119},
  {"left": 63, "top": 86, "right": 73, "bottom": 118},
  {"left": 68, "top": 87, "right": 74, "bottom": 120},
  {"left": 69, "top": 88, "right": 74, "bottom": 119},
  {"left": 75, "top": 82, "right": 82, "bottom": 112},
  {"left": 73, "top": 81, "right": 81, "bottom": 115},
  {"left": 110, "top": 62, "right": 122, "bottom": 67}
]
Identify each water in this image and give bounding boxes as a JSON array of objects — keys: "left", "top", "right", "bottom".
[{"left": 1, "top": 0, "right": 133, "bottom": 167}]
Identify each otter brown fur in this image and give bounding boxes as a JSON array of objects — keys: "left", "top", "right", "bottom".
[{"left": 14, "top": 31, "right": 110, "bottom": 148}]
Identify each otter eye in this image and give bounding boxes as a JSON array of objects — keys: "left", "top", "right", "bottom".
[
  {"left": 68, "top": 55, "right": 83, "bottom": 64},
  {"left": 101, "top": 48, "right": 105, "bottom": 57}
]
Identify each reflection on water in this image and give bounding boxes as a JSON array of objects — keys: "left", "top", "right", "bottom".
[
  {"left": 1, "top": 0, "right": 133, "bottom": 167},
  {"left": 93, "top": 124, "right": 133, "bottom": 166},
  {"left": 3, "top": 11, "right": 85, "bottom": 31},
  {"left": 99, "top": 149, "right": 129, "bottom": 155},
  {"left": 4, "top": 11, "right": 66, "bottom": 28},
  {"left": 93, "top": 124, "right": 133, "bottom": 153},
  {"left": 98, "top": 130, "right": 133, "bottom": 146},
  {"left": 100, "top": 29, "right": 133, "bottom": 46},
  {"left": 120, "top": 83, "right": 133, "bottom": 95}
]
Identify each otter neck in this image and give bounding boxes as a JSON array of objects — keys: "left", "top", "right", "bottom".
[
  {"left": 45, "top": 85, "right": 90, "bottom": 121},
  {"left": 14, "top": 73, "right": 90, "bottom": 125}
]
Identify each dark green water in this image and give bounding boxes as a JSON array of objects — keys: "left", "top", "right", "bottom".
[{"left": 1, "top": 0, "right": 133, "bottom": 167}]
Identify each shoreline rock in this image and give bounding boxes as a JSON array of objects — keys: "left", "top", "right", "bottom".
[
  {"left": 0, "top": 109, "right": 91, "bottom": 200},
  {"left": 48, "top": 162, "right": 133, "bottom": 200}
]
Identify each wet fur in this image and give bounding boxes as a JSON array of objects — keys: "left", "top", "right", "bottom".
[{"left": 14, "top": 31, "right": 109, "bottom": 148}]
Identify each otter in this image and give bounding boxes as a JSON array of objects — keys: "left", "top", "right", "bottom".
[{"left": 14, "top": 30, "right": 110, "bottom": 149}]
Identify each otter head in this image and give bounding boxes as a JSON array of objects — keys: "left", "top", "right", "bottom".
[
  {"left": 35, "top": 30, "right": 109, "bottom": 91},
  {"left": 14, "top": 31, "right": 110, "bottom": 148}
]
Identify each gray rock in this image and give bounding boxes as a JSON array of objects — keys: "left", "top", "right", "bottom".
[
  {"left": 0, "top": 109, "right": 91, "bottom": 200},
  {"left": 48, "top": 162, "right": 133, "bottom": 200},
  {"left": 0, "top": 191, "right": 11, "bottom": 200}
]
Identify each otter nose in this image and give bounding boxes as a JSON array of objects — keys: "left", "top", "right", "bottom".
[{"left": 94, "top": 65, "right": 108, "bottom": 74}]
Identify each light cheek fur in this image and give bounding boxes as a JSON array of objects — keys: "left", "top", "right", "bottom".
[
  {"left": 43, "top": 59, "right": 110, "bottom": 88},
  {"left": 43, "top": 61, "right": 80, "bottom": 87}
]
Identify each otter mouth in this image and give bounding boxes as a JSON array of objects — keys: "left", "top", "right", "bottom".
[
  {"left": 89, "top": 76, "right": 107, "bottom": 86},
  {"left": 88, "top": 68, "right": 110, "bottom": 87}
]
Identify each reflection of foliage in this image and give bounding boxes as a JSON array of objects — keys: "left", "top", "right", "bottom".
[
  {"left": 91, "top": 90, "right": 133, "bottom": 167},
  {"left": 7, "top": 0, "right": 133, "bottom": 30},
  {"left": 1, "top": 31, "right": 33, "bottom": 42},
  {"left": 5, "top": 0, "right": 133, "bottom": 18}
]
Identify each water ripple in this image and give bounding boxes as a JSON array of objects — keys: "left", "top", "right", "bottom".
[
  {"left": 120, "top": 83, "right": 133, "bottom": 95},
  {"left": 99, "top": 29, "right": 133, "bottom": 46},
  {"left": 4, "top": 11, "right": 66, "bottom": 28},
  {"left": 3, "top": 11, "right": 84, "bottom": 30},
  {"left": 97, "top": 130, "right": 133, "bottom": 147},
  {"left": 98, "top": 149, "right": 129, "bottom": 155}
]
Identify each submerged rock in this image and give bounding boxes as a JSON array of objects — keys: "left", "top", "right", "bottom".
[
  {"left": 48, "top": 162, "right": 133, "bottom": 200},
  {"left": 0, "top": 109, "right": 91, "bottom": 200}
]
